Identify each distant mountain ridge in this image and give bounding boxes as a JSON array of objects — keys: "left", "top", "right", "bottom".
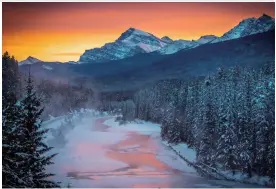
[
  {"left": 19, "top": 13, "right": 274, "bottom": 65},
  {"left": 77, "top": 14, "right": 274, "bottom": 62},
  {"left": 19, "top": 56, "right": 42, "bottom": 65},
  {"left": 212, "top": 14, "right": 274, "bottom": 43},
  {"left": 19, "top": 29, "right": 275, "bottom": 92},
  {"left": 197, "top": 35, "right": 218, "bottom": 44},
  {"left": 158, "top": 35, "right": 218, "bottom": 55}
]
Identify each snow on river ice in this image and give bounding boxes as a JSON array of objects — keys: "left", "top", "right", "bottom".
[{"left": 44, "top": 111, "right": 262, "bottom": 188}]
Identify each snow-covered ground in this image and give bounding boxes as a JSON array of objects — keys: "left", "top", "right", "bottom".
[{"left": 44, "top": 110, "right": 265, "bottom": 188}]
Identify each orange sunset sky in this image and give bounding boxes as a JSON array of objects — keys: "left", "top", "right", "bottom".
[{"left": 2, "top": 2, "right": 275, "bottom": 62}]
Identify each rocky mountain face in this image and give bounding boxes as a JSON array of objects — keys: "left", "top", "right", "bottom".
[
  {"left": 196, "top": 35, "right": 218, "bottom": 44},
  {"left": 158, "top": 35, "right": 218, "bottom": 55},
  {"left": 212, "top": 14, "right": 275, "bottom": 43},
  {"left": 79, "top": 28, "right": 169, "bottom": 63},
  {"left": 161, "top": 36, "right": 174, "bottom": 43},
  {"left": 158, "top": 40, "right": 199, "bottom": 54}
]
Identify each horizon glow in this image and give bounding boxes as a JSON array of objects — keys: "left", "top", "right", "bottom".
[{"left": 2, "top": 2, "right": 275, "bottom": 62}]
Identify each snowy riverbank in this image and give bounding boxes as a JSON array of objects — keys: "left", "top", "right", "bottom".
[{"left": 43, "top": 110, "right": 266, "bottom": 188}]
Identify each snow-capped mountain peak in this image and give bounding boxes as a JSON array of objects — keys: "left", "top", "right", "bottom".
[
  {"left": 212, "top": 13, "right": 274, "bottom": 43},
  {"left": 19, "top": 56, "right": 42, "bottom": 65},
  {"left": 117, "top": 27, "right": 151, "bottom": 41},
  {"left": 79, "top": 28, "right": 169, "bottom": 63}
]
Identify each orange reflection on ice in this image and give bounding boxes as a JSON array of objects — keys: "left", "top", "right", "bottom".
[
  {"left": 74, "top": 142, "right": 105, "bottom": 156},
  {"left": 132, "top": 183, "right": 170, "bottom": 188},
  {"left": 106, "top": 131, "right": 180, "bottom": 174}
]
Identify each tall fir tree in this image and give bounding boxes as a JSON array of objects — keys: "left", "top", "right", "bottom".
[
  {"left": 19, "top": 72, "right": 59, "bottom": 188},
  {"left": 2, "top": 91, "right": 33, "bottom": 187},
  {"left": 2, "top": 52, "right": 19, "bottom": 108},
  {"left": 2, "top": 53, "right": 33, "bottom": 187}
]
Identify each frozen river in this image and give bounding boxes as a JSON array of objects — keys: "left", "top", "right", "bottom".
[{"left": 45, "top": 113, "right": 261, "bottom": 188}]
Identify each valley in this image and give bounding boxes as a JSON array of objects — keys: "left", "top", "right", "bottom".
[{"left": 2, "top": 5, "right": 275, "bottom": 188}]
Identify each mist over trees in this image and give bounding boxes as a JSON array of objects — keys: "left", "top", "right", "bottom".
[
  {"left": 17, "top": 73, "right": 99, "bottom": 119},
  {"left": 118, "top": 62, "right": 275, "bottom": 181}
]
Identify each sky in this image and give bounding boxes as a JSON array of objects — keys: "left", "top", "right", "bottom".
[{"left": 2, "top": 2, "right": 275, "bottom": 62}]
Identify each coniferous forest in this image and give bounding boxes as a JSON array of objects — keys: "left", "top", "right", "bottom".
[
  {"left": 116, "top": 63, "right": 275, "bottom": 181},
  {"left": 2, "top": 48, "right": 275, "bottom": 187}
]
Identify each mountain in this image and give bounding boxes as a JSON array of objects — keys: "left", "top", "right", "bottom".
[
  {"left": 158, "top": 40, "right": 199, "bottom": 54},
  {"left": 19, "top": 30, "right": 274, "bottom": 92},
  {"left": 212, "top": 14, "right": 275, "bottom": 43},
  {"left": 78, "top": 27, "right": 169, "bottom": 63},
  {"left": 161, "top": 36, "right": 174, "bottom": 43},
  {"left": 78, "top": 14, "right": 273, "bottom": 58},
  {"left": 19, "top": 56, "right": 42, "bottom": 65},
  {"left": 158, "top": 35, "right": 218, "bottom": 54},
  {"left": 93, "top": 29, "right": 274, "bottom": 91},
  {"left": 20, "top": 14, "right": 274, "bottom": 65},
  {"left": 196, "top": 35, "right": 218, "bottom": 44},
  {"left": 19, "top": 14, "right": 274, "bottom": 65}
]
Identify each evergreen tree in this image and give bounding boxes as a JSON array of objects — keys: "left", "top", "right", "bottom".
[
  {"left": 20, "top": 72, "right": 59, "bottom": 188},
  {"left": 2, "top": 91, "right": 33, "bottom": 187},
  {"left": 2, "top": 52, "right": 19, "bottom": 107},
  {"left": 121, "top": 63, "right": 274, "bottom": 181},
  {"left": 2, "top": 52, "right": 32, "bottom": 187}
]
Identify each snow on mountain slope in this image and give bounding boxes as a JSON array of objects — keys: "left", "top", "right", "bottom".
[
  {"left": 158, "top": 35, "right": 218, "bottom": 55},
  {"left": 159, "top": 13, "right": 273, "bottom": 54},
  {"left": 158, "top": 40, "right": 199, "bottom": 54},
  {"left": 19, "top": 56, "right": 42, "bottom": 65},
  {"left": 20, "top": 14, "right": 274, "bottom": 64},
  {"left": 196, "top": 35, "right": 218, "bottom": 44},
  {"left": 79, "top": 27, "right": 169, "bottom": 63},
  {"left": 212, "top": 14, "right": 275, "bottom": 43},
  {"left": 161, "top": 36, "right": 174, "bottom": 43}
]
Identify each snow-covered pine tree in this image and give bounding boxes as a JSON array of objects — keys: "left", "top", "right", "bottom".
[
  {"left": 244, "top": 72, "right": 256, "bottom": 178},
  {"left": 2, "top": 52, "right": 19, "bottom": 108},
  {"left": 2, "top": 52, "right": 33, "bottom": 187},
  {"left": 20, "top": 72, "right": 59, "bottom": 188},
  {"left": 216, "top": 121, "right": 239, "bottom": 175},
  {"left": 2, "top": 91, "right": 33, "bottom": 187},
  {"left": 198, "top": 77, "right": 218, "bottom": 167},
  {"left": 253, "top": 78, "right": 275, "bottom": 178},
  {"left": 263, "top": 79, "right": 275, "bottom": 180}
]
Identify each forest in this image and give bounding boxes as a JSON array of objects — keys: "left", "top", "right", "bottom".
[
  {"left": 116, "top": 63, "right": 275, "bottom": 181},
  {"left": 2, "top": 51, "right": 275, "bottom": 186}
]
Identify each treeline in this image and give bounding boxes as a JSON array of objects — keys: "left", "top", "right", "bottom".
[
  {"left": 2, "top": 52, "right": 58, "bottom": 187},
  {"left": 118, "top": 63, "right": 275, "bottom": 181}
]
